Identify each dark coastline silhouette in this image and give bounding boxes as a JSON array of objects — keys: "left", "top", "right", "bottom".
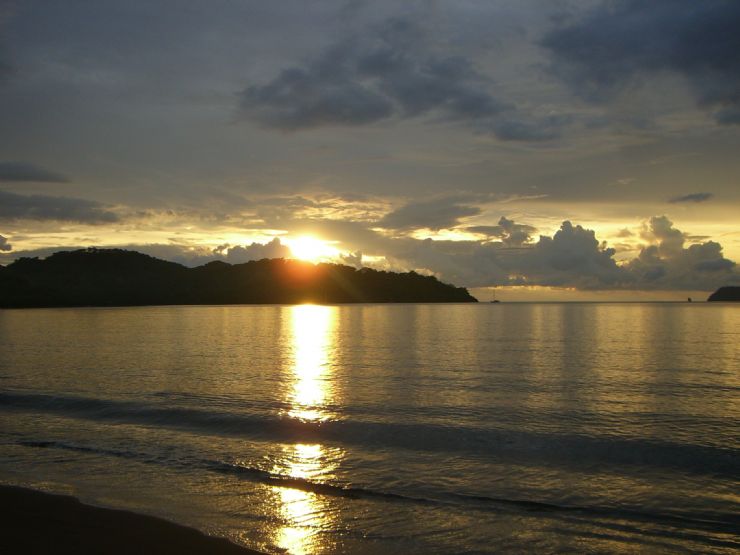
[
  {"left": 707, "top": 286, "right": 740, "bottom": 302},
  {"left": 0, "top": 248, "right": 477, "bottom": 307}
]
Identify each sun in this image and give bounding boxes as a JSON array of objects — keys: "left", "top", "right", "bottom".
[{"left": 288, "top": 236, "right": 336, "bottom": 262}]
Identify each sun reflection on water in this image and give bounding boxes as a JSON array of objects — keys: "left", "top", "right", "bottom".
[
  {"left": 273, "top": 305, "right": 341, "bottom": 554},
  {"left": 274, "top": 443, "right": 331, "bottom": 555},
  {"left": 287, "top": 304, "right": 336, "bottom": 422}
]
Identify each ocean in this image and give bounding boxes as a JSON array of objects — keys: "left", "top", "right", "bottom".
[{"left": 0, "top": 303, "right": 738, "bottom": 553}]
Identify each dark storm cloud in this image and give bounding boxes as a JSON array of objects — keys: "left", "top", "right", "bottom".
[
  {"left": 378, "top": 197, "right": 481, "bottom": 231},
  {"left": 668, "top": 192, "right": 713, "bottom": 204},
  {"left": 0, "top": 162, "right": 69, "bottom": 183},
  {"left": 0, "top": 234, "right": 11, "bottom": 251},
  {"left": 240, "top": 17, "right": 504, "bottom": 129},
  {"left": 0, "top": 191, "right": 118, "bottom": 223},
  {"left": 239, "top": 16, "right": 564, "bottom": 140},
  {"left": 542, "top": 0, "right": 740, "bottom": 124},
  {"left": 241, "top": 63, "right": 394, "bottom": 129}
]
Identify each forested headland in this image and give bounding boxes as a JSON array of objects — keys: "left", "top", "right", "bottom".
[{"left": 0, "top": 249, "right": 477, "bottom": 307}]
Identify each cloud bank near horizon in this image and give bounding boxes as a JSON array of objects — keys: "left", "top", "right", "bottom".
[{"left": 2, "top": 215, "right": 736, "bottom": 292}]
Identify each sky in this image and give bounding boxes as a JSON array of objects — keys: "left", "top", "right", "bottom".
[{"left": 1, "top": 0, "right": 739, "bottom": 300}]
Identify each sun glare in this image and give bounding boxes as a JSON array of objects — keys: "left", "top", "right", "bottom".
[{"left": 288, "top": 236, "right": 336, "bottom": 262}]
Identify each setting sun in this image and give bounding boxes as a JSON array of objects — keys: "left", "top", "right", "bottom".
[{"left": 287, "top": 236, "right": 337, "bottom": 262}]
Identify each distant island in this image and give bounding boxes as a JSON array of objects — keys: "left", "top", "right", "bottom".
[
  {"left": 707, "top": 286, "right": 740, "bottom": 302},
  {"left": 0, "top": 248, "right": 477, "bottom": 307}
]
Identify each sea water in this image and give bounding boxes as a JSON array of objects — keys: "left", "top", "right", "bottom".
[{"left": 0, "top": 303, "right": 738, "bottom": 553}]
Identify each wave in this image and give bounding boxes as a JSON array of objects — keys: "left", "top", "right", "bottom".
[
  {"left": 17, "top": 438, "right": 740, "bottom": 540},
  {"left": 2, "top": 391, "right": 739, "bottom": 479}
]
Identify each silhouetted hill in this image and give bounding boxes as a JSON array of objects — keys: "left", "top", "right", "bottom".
[
  {"left": 0, "top": 248, "right": 477, "bottom": 307},
  {"left": 707, "top": 286, "right": 740, "bottom": 302}
]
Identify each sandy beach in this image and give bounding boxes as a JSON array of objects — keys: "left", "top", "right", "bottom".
[{"left": 0, "top": 485, "right": 261, "bottom": 554}]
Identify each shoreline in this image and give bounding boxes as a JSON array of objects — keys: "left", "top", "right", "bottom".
[{"left": 0, "top": 485, "right": 262, "bottom": 554}]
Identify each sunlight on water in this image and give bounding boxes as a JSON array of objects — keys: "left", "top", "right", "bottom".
[
  {"left": 276, "top": 487, "right": 319, "bottom": 555},
  {"left": 274, "top": 444, "right": 330, "bottom": 555},
  {"left": 275, "top": 305, "right": 340, "bottom": 554},
  {"left": 1, "top": 304, "right": 738, "bottom": 554},
  {"left": 287, "top": 305, "right": 336, "bottom": 422}
]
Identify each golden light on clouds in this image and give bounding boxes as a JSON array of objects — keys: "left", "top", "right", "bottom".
[{"left": 286, "top": 236, "right": 339, "bottom": 263}]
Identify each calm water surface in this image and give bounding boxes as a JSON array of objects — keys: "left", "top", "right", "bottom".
[{"left": 0, "top": 303, "right": 738, "bottom": 553}]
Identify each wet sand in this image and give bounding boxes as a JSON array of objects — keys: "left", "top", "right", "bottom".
[{"left": 0, "top": 485, "right": 262, "bottom": 554}]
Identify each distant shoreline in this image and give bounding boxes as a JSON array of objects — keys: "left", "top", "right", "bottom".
[
  {"left": 0, "top": 485, "right": 261, "bottom": 555},
  {"left": 0, "top": 248, "right": 477, "bottom": 307},
  {"left": 5, "top": 300, "right": 740, "bottom": 310}
]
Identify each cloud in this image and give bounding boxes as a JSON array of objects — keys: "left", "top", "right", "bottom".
[
  {"left": 467, "top": 216, "right": 536, "bottom": 247},
  {"left": 518, "top": 221, "right": 625, "bottom": 288},
  {"left": 257, "top": 214, "right": 738, "bottom": 291},
  {"left": 542, "top": 1, "right": 740, "bottom": 125},
  {"left": 0, "top": 191, "right": 119, "bottom": 223},
  {"left": 486, "top": 115, "right": 572, "bottom": 142},
  {"left": 669, "top": 192, "right": 713, "bottom": 204},
  {"left": 626, "top": 216, "right": 736, "bottom": 289},
  {"left": 0, "top": 55, "right": 10, "bottom": 83},
  {"left": 0, "top": 234, "right": 11, "bottom": 252},
  {"left": 240, "top": 18, "right": 504, "bottom": 130},
  {"left": 646, "top": 215, "right": 685, "bottom": 257},
  {"left": 0, "top": 162, "right": 69, "bottom": 183},
  {"left": 1, "top": 237, "right": 293, "bottom": 268},
  {"left": 372, "top": 219, "right": 624, "bottom": 289},
  {"left": 0, "top": 10, "right": 13, "bottom": 84},
  {"left": 2, "top": 213, "right": 736, "bottom": 292},
  {"left": 715, "top": 106, "right": 740, "bottom": 125},
  {"left": 384, "top": 237, "right": 509, "bottom": 287},
  {"left": 340, "top": 250, "right": 363, "bottom": 269},
  {"left": 239, "top": 16, "right": 563, "bottom": 141},
  {"left": 220, "top": 237, "right": 291, "bottom": 263},
  {"left": 135, "top": 238, "right": 291, "bottom": 266},
  {"left": 378, "top": 197, "right": 481, "bottom": 231},
  {"left": 381, "top": 217, "right": 736, "bottom": 291}
]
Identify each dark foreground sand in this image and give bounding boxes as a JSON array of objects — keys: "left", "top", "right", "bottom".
[{"left": 0, "top": 485, "right": 262, "bottom": 554}]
